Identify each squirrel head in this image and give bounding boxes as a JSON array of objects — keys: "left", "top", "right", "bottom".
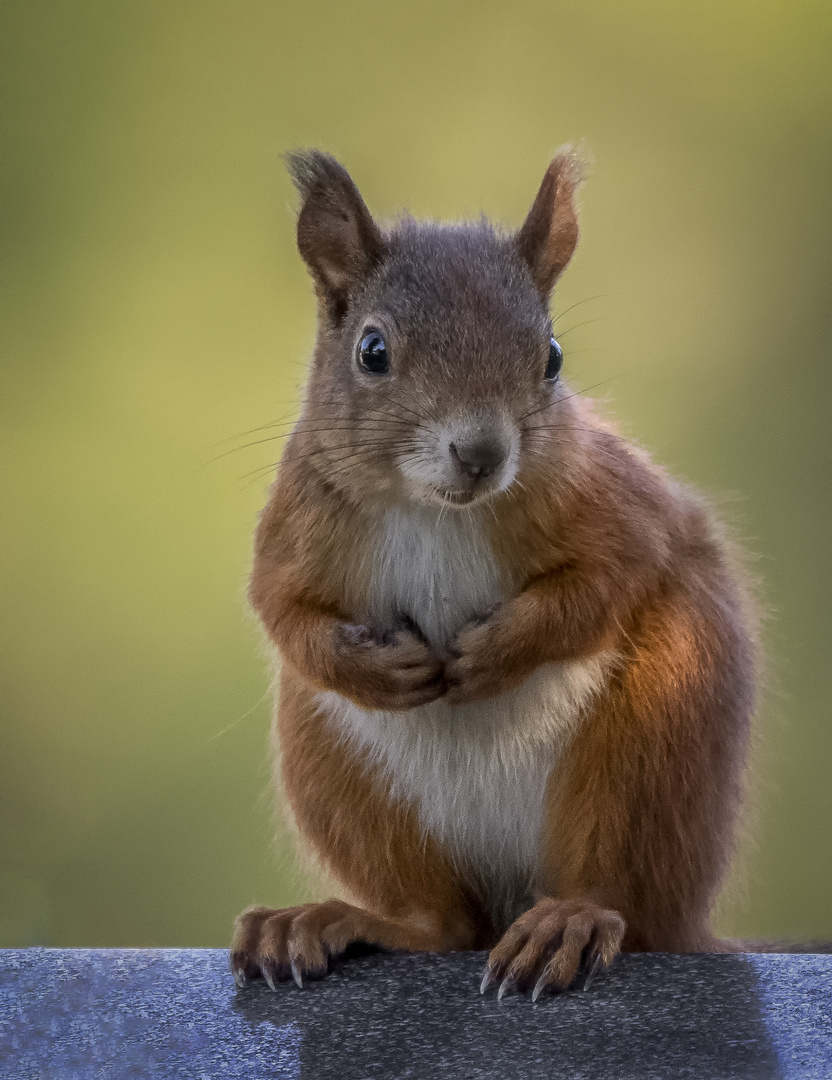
[{"left": 286, "top": 148, "right": 587, "bottom": 510}]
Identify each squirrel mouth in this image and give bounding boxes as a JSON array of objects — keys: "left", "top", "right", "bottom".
[
  {"left": 417, "top": 479, "right": 506, "bottom": 509},
  {"left": 431, "top": 487, "right": 478, "bottom": 507}
]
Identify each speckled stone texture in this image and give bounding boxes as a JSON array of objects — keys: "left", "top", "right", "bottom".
[{"left": 1, "top": 949, "right": 830, "bottom": 1079}]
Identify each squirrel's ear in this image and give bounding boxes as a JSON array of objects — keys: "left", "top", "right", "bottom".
[
  {"left": 516, "top": 146, "right": 587, "bottom": 299},
  {"left": 286, "top": 150, "right": 386, "bottom": 321}
]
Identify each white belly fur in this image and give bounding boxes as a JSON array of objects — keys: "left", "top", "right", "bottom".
[{"left": 319, "top": 503, "right": 612, "bottom": 924}]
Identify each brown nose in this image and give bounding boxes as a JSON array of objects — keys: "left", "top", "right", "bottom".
[{"left": 449, "top": 438, "right": 507, "bottom": 480}]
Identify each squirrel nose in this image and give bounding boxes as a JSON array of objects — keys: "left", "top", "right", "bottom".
[{"left": 449, "top": 438, "right": 507, "bottom": 480}]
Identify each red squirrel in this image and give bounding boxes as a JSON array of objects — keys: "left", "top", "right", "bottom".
[{"left": 230, "top": 148, "right": 758, "bottom": 999}]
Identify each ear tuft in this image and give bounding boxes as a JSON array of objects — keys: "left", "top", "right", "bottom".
[
  {"left": 516, "top": 144, "right": 590, "bottom": 300},
  {"left": 285, "top": 150, "right": 386, "bottom": 321},
  {"left": 285, "top": 150, "right": 347, "bottom": 203}
]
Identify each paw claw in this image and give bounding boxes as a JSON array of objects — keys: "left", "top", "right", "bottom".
[
  {"left": 290, "top": 958, "right": 304, "bottom": 989},
  {"left": 497, "top": 974, "right": 516, "bottom": 1001},
  {"left": 479, "top": 965, "right": 495, "bottom": 995},
  {"left": 582, "top": 952, "right": 604, "bottom": 991},
  {"left": 233, "top": 967, "right": 247, "bottom": 989},
  {"left": 531, "top": 973, "right": 548, "bottom": 1002}
]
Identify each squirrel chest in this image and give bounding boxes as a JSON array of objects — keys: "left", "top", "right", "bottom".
[{"left": 318, "top": 503, "right": 613, "bottom": 918}]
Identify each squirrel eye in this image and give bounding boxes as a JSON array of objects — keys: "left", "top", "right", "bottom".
[
  {"left": 357, "top": 331, "right": 390, "bottom": 375},
  {"left": 545, "top": 337, "right": 563, "bottom": 382}
]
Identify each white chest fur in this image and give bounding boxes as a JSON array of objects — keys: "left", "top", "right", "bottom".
[
  {"left": 322, "top": 503, "right": 611, "bottom": 924},
  {"left": 351, "top": 503, "right": 508, "bottom": 653}
]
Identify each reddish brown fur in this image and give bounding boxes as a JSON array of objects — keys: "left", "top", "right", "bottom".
[{"left": 231, "top": 149, "right": 758, "bottom": 996}]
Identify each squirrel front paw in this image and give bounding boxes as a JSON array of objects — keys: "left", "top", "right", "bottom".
[
  {"left": 230, "top": 900, "right": 363, "bottom": 989},
  {"left": 333, "top": 622, "right": 445, "bottom": 710},
  {"left": 444, "top": 608, "right": 527, "bottom": 705},
  {"left": 480, "top": 897, "right": 625, "bottom": 1000}
]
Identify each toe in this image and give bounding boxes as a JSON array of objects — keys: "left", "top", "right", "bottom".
[
  {"left": 260, "top": 956, "right": 292, "bottom": 990},
  {"left": 286, "top": 900, "right": 349, "bottom": 983},
  {"left": 580, "top": 949, "right": 605, "bottom": 991},
  {"left": 505, "top": 915, "right": 565, "bottom": 990}
]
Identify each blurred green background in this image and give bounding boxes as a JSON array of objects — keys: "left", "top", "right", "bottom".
[{"left": 2, "top": 0, "right": 831, "bottom": 948}]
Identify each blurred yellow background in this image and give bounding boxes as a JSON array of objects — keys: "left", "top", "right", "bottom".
[{"left": 2, "top": 0, "right": 831, "bottom": 948}]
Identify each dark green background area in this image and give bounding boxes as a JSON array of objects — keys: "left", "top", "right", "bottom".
[{"left": 2, "top": 0, "right": 830, "bottom": 948}]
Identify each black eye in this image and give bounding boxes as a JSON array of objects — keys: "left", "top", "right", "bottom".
[
  {"left": 545, "top": 337, "right": 563, "bottom": 382},
  {"left": 357, "top": 331, "right": 390, "bottom": 375}
]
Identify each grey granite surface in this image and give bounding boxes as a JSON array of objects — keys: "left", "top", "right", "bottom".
[{"left": 1, "top": 948, "right": 831, "bottom": 1079}]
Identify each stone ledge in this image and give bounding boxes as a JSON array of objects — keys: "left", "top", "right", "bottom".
[{"left": 1, "top": 948, "right": 831, "bottom": 1078}]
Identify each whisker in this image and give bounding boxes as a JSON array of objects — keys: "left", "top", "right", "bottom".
[
  {"left": 325, "top": 447, "right": 399, "bottom": 483},
  {"left": 210, "top": 408, "right": 302, "bottom": 448},
  {"left": 238, "top": 442, "right": 391, "bottom": 490},
  {"left": 551, "top": 293, "right": 615, "bottom": 328},
  {"left": 223, "top": 405, "right": 418, "bottom": 438},
  {"left": 523, "top": 439, "right": 623, "bottom": 467},
  {"left": 552, "top": 315, "right": 614, "bottom": 340},
  {"left": 206, "top": 420, "right": 418, "bottom": 465},
  {"left": 523, "top": 423, "right": 637, "bottom": 446},
  {"left": 284, "top": 437, "right": 411, "bottom": 466},
  {"left": 517, "top": 376, "right": 627, "bottom": 424},
  {"left": 239, "top": 467, "right": 282, "bottom": 490},
  {"left": 213, "top": 392, "right": 431, "bottom": 448},
  {"left": 207, "top": 688, "right": 272, "bottom": 742},
  {"left": 236, "top": 437, "right": 404, "bottom": 483},
  {"left": 379, "top": 392, "right": 439, "bottom": 428}
]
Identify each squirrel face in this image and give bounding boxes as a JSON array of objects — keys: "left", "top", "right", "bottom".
[{"left": 287, "top": 151, "right": 585, "bottom": 509}]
